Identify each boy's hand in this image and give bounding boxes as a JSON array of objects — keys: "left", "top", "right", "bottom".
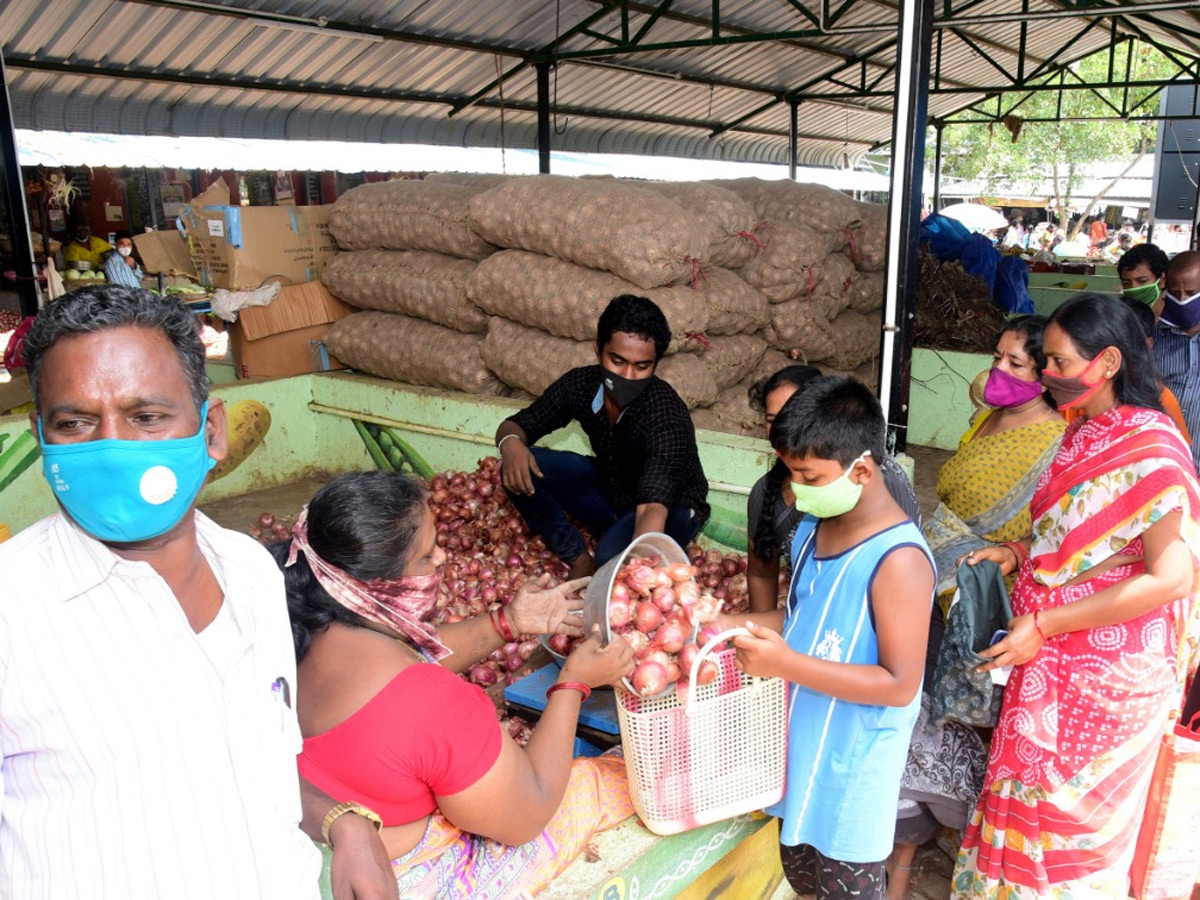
[{"left": 731, "top": 620, "right": 790, "bottom": 678}]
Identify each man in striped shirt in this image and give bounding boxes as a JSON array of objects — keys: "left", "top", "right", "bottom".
[
  {"left": 1153, "top": 250, "right": 1200, "bottom": 473},
  {"left": 0, "top": 286, "right": 396, "bottom": 899}
]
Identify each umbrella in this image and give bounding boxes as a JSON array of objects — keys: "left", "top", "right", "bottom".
[{"left": 939, "top": 203, "right": 1010, "bottom": 232}]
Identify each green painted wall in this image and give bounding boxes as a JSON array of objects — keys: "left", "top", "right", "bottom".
[
  {"left": 2, "top": 361, "right": 963, "bottom": 538},
  {"left": 908, "top": 348, "right": 989, "bottom": 450},
  {"left": 0, "top": 373, "right": 776, "bottom": 542}
]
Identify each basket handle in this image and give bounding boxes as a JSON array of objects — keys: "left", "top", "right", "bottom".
[{"left": 684, "top": 627, "right": 751, "bottom": 716}]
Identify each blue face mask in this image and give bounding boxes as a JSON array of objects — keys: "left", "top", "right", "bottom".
[{"left": 38, "top": 401, "right": 217, "bottom": 543}]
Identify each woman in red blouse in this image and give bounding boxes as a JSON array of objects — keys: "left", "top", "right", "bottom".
[{"left": 273, "top": 471, "right": 634, "bottom": 897}]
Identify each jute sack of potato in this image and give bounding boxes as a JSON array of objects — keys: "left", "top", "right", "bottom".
[
  {"left": 423, "top": 172, "right": 514, "bottom": 190},
  {"left": 482, "top": 317, "right": 718, "bottom": 409},
  {"left": 699, "top": 268, "right": 771, "bottom": 335},
  {"left": 482, "top": 317, "right": 595, "bottom": 397},
  {"left": 691, "top": 385, "right": 762, "bottom": 437},
  {"left": 322, "top": 250, "right": 487, "bottom": 333},
  {"left": 739, "top": 223, "right": 839, "bottom": 303},
  {"left": 750, "top": 348, "right": 798, "bottom": 387},
  {"left": 326, "top": 311, "right": 503, "bottom": 395},
  {"left": 845, "top": 267, "right": 886, "bottom": 314},
  {"left": 641, "top": 181, "right": 762, "bottom": 269},
  {"left": 470, "top": 250, "right": 709, "bottom": 348},
  {"left": 707, "top": 178, "right": 862, "bottom": 237},
  {"left": 700, "top": 334, "right": 768, "bottom": 391},
  {"left": 329, "top": 180, "right": 498, "bottom": 260},
  {"left": 825, "top": 309, "right": 882, "bottom": 371},
  {"left": 765, "top": 300, "right": 836, "bottom": 363},
  {"left": 816, "top": 251, "right": 884, "bottom": 314},
  {"left": 655, "top": 351, "right": 719, "bottom": 410},
  {"left": 468, "top": 175, "right": 708, "bottom": 289},
  {"left": 842, "top": 201, "right": 889, "bottom": 273}
]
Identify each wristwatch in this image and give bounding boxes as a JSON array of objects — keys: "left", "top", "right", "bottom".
[{"left": 321, "top": 801, "right": 384, "bottom": 844}]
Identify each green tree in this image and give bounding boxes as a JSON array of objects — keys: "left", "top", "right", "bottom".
[{"left": 931, "top": 40, "right": 1183, "bottom": 237}]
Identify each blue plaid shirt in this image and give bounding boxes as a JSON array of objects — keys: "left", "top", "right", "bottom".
[
  {"left": 1154, "top": 319, "right": 1200, "bottom": 473},
  {"left": 103, "top": 253, "right": 144, "bottom": 288}
]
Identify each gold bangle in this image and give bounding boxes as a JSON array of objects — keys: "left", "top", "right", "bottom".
[{"left": 321, "top": 801, "right": 383, "bottom": 845}]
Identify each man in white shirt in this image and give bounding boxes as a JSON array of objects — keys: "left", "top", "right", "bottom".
[{"left": 0, "top": 285, "right": 397, "bottom": 899}]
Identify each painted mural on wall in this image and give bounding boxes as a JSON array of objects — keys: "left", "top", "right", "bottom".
[
  {"left": 210, "top": 399, "right": 272, "bottom": 481},
  {"left": 0, "top": 431, "right": 39, "bottom": 496}
]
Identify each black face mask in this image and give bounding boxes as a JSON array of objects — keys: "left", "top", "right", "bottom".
[{"left": 602, "top": 370, "right": 652, "bottom": 408}]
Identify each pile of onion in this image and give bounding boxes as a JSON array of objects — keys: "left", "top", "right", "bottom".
[
  {"left": 249, "top": 511, "right": 292, "bottom": 544},
  {"left": 243, "top": 460, "right": 766, "bottom": 692},
  {"left": 604, "top": 555, "right": 727, "bottom": 698},
  {"left": 427, "top": 457, "right": 573, "bottom": 687}
]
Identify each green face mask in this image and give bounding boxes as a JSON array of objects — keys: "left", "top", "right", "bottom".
[
  {"left": 791, "top": 451, "right": 870, "bottom": 519},
  {"left": 1123, "top": 281, "right": 1161, "bottom": 307}
]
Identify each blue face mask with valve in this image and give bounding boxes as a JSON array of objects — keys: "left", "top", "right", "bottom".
[{"left": 38, "top": 401, "right": 216, "bottom": 543}]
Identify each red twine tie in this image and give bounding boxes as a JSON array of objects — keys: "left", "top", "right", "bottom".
[
  {"left": 736, "top": 222, "right": 769, "bottom": 249},
  {"left": 683, "top": 331, "right": 713, "bottom": 351},
  {"left": 841, "top": 226, "right": 859, "bottom": 265}
]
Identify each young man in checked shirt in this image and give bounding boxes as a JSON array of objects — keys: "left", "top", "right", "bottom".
[{"left": 495, "top": 295, "right": 709, "bottom": 578}]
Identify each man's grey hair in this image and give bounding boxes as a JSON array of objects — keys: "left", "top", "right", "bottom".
[{"left": 25, "top": 285, "right": 209, "bottom": 414}]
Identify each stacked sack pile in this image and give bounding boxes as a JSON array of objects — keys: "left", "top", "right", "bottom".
[{"left": 322, "top": 175, "right": 887, "bottom": 438}]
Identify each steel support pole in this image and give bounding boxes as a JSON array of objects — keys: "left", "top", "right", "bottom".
[
  {"left": 878, "top": 0, "right": 934, "bottom": 454},
  {"left": 932, "top": 122, "right": 944, "bottom": 211},
  {"left": 789, "top": 100, "right": 799, "bottom": 180},
  {"left": 536, "top": 61, "right": 551, "bottom": 174},
  {"left": 0, "top": 54, "right": 38, "bottom": 318}
]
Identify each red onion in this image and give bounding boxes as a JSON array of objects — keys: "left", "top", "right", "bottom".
[
  {"left": 548, "top": 633, "right": 571, "bottom": 655},
  {"left": 696, "top": 659, "right": 719, "bottom": 686},
  {"left": 665, "top": 661, "right": 681, "bottom": 683},
  {"left": 627, "top": 564, "right": 658, "bottom": 597},
  {"left": 721, "top": 558, "right": 739, "bottom": 578},
  {"left": 676, "top": 581, "right": 700, "bottom": 607},
  {"left": 625, "top": 630, "right": 650, "bottom": 656},
  {"left": 654, "top": 619, "right": 688, "bottom": 654},
  {"left": 667, "top": 563, "right": 696, "bottom": 583},
  {"left": 258, "top": 512, "right": 276, "bottom": 529},
  {"left": 504, "top": 653, "right": 525, "bottom": 673},
  {"left": 518, "top": 639, "right": 540, "bottom": 659},
  {"left": 468, "top": 663, "right": 499, "bottom": 686},
  {"left": 692, "top": 593, "right": 722, "bottom": 625},
  {"left": 630, "top": 660, "right": 669, "bottom": 697},
  {"left": 609, "top": 596, "right": 632, "bottom": 629},
  {"left": 633, "top": 601, "right": 664, "bottom": 634},
  {"left": 678, "top": 642, "right": 700, "bottom": 674},
  {"left": 651, "top": 586, "right": 677, "bottom": 613},
  {"left": 611, "top": 583, "right": 630, "bottom": 604}
]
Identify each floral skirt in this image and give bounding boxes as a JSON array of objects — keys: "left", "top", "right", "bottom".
[{"left": 393, "top": 755, "right": 632, "bottom": 899}]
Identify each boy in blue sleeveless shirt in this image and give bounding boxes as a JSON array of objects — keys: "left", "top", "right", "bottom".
[{"left": 728, "top": 377, "right": 935, "bottom": 899}]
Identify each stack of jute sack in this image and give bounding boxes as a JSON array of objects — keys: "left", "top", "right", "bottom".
[{"left": 321, "top": 175, "right": 887, "bottom": 436}]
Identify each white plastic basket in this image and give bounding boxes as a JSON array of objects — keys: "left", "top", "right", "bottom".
[{"left": 615, "top": 628, "right": 787, "bottom": 836}]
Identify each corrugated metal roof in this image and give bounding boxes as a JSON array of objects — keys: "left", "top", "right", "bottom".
[{"left": 2, "top": 0, "right": 1198, "bottom": 168}]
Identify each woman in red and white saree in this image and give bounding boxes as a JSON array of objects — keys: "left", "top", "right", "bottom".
[{"left": 952, "top": 293, "right": 1200, "bottom": 899}]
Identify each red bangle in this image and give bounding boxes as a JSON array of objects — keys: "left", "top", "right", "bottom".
[
  {"left": 1033, "top": 609, "right": 1048, "bottom": 642},
  {"left": 546, "top": 681, "right": 591, "bottom": 703},
  {"left": 1002, "top": 541, "right": 1027, "bottom": 567},
  {"left": 495, "top": 606, "right": 517, "bottom": 643}
]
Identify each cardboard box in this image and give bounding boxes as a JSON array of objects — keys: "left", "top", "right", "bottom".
[
  {"left": 178, "top": 181, "right": 336, "bottom": 290},
  {"left": 0, "top": 372, "right": 32, "bottom": 415},
  {"left": 229, "top": 282, "right": 351, "bottom": 379},
  {"left": 134, "top": 230, "right": 199, "bottom": 278}
]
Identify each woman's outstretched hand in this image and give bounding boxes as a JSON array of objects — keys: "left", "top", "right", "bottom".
[
  {"left": 507, "top": 573, "right": 590, "bottom": 636},
  {"left": 560, "top": 626, "right": 635, "bottom": 688}
]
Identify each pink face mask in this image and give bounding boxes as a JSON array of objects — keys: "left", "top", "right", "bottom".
[
  {"left": 983, "top": 366, "right": 1045, "bottom": 408},
  {"left": 286, "top": 508, "right": 450, "bottom": 661}
]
